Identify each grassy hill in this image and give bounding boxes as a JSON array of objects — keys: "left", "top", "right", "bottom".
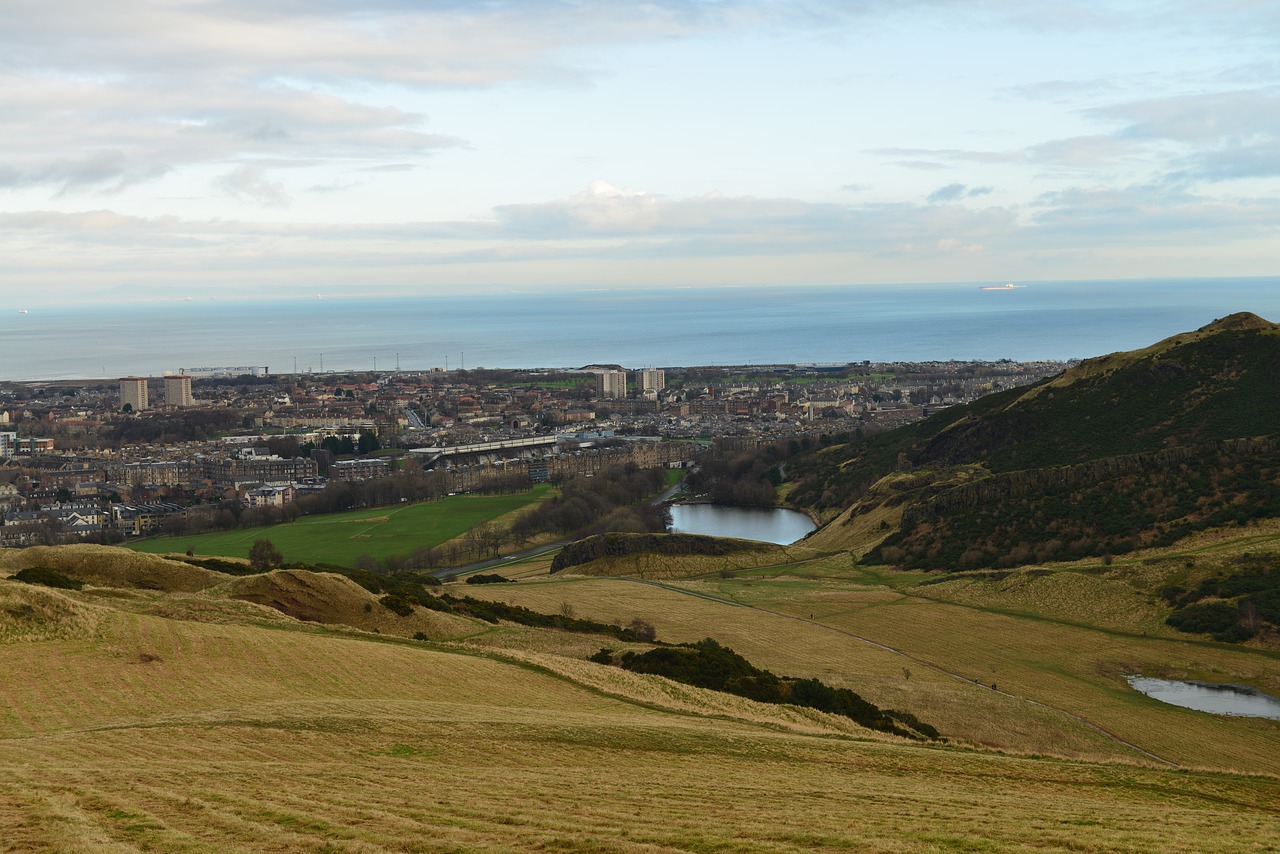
[
  {"left": 788, "top": 313, "right": 1280, "bottom": 572},
  {"left": 3, "top": 544, "right": 1279, "bottom": 851}
]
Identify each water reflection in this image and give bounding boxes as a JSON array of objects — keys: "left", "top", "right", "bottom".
[
  {"left": 1125, "top": 676, "right": 1280, "bottom": 720},
  {"left": 668, "top": 504, "right": 817, "bottom": 545}
]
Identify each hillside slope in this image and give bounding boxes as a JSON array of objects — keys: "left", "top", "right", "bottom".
[
  {"left": 791, "top": 313, "right": 1280, "bottom": 568},
  {"left": 2, "top": 575, "right": 1278, "bottom": 852}
]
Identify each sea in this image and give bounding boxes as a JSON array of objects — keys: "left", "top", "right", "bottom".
[{"left": 3, "top": 278, "right": 1278, "bottom": 382}]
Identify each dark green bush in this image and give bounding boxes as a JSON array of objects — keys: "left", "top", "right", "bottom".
[
  {"left": 13, "top": 566, "right": 83, "bottom": 590},
  {"left": 1166, "top": 601, "right": 1253, "bottom": 641},
  {"left": 380, "top": 594, "right": 415, "bottom": 617},
  {"left": 615, "top": 638, "right": 938, "bottom": 740}
]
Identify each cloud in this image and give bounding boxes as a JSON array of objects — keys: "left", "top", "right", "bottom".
[
  {"left": 0, "top": 71, "right": 466, "bottom": 196},
  {"left": 2, "top": 169, "right": 1277, "bottom": 301},
  {"left": 0, "top": 150, "right": 171, "bottom": 195},
  {"left": 927, "top": 184, "right": 995, "bottom": 203},
  {"left": 217, "top": 165, "right": 291, "bottom": 206},
  {"left": 1028, "top": 181, "right": 1280, "bottom": 242},
  {"left": 927, "top": 183, "right": 967, "bottom": 203},
  {"left": 1089, "top": 90, "right": 1280, "bottom": 143},
  {"left": 1177, "top": 141, "right": 1280, "bottom": 181},
  {"left": 888, "top": 160, "right": 951, "bottom": 171}
]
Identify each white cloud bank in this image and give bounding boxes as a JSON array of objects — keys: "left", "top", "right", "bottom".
[{"left": 0, "top": 1, "right": 1278, "bottom": 301}]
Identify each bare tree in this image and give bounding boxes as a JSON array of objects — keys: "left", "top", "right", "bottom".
[{"left": 248, "top": 538, "right": 283, "bottom": 572}]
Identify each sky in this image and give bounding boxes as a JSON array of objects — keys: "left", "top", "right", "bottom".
[{"left": 2, "top": 0, "right": 1278, "bottom": 305}]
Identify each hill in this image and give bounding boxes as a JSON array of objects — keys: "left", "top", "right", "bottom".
[
  {"left": 3, "top": 553, "right": 1279, "bottom": 851},
  {"left": 790, "top": 313, "right": 1280, "bottom": 572},
  {"left": 215, "top": 569, "right": 479, "bottom": 640},
  {"left": 2, "top": 544, "right": 225, "bottom": 592}
]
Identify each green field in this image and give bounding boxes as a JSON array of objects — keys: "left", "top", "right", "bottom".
[{"left": 130, "top": 486, "right": 552, "bottom": 566}]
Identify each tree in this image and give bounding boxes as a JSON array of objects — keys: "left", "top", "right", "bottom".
[
  {"left": 357, "top": 430, "right": 381, "bottom": 455},
  {"left": 248, "top": 538, "right": 283, "bottom": 572},
  {"left": 627, "top": 618, "right": 657, "bottom": 643}
]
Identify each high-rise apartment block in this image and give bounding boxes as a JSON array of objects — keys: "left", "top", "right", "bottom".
[
  {"left": 0, "top": 432, "right": 16, "bottom": 458},
  {"left": 164, "top": 375, "right": 194, "bottom": 408},
  {"left": 595, "top": 370, "right": 627, "bottom": 399},
  {"left": 119, "top": 377, "right": 149, "bottom": 411},
  {"left": 638, "top": 368, "right": 665, "bottom": 394}
]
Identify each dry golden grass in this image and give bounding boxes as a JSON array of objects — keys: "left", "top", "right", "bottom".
[
  {"left": 459, "top": 575, "right": 1142, "bottom": 762},
  {"left": 464, "top": 568, "right": 1280, "bottom": 773},
  {"left": 477, "top": 645, "right": 898, "bottom": 741},
  {"left": 2, "top": 544, "right": 225, "bottom": 593},
  {"left": 568, "top": 542, "right": 824, "bottom": 580},
  {"left": 0, "top": 581, "right": 105, "bottom": 644},
  {"left": 802, "top": 498, "right": 902, "bottom": 554},
  {"left": 916, "top": 569, "right": 1175, "bottom": 636},
  {"left": 214, "top": 569, "right": 479, "bottom": 641},
  {"left": 751, "top": 584, "right": 1280, "bottom": 773},
  {"left": 2, "top": 582, "right": 1279, "bottom": 853}
]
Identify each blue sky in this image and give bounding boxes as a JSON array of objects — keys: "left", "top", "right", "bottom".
[{"left": 2, "top": 1, "right": 1278, "bottom": 304}]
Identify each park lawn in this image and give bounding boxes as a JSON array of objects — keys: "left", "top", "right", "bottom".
[{"left": 129, "top": 486, "right": 551, "bottom": 567}]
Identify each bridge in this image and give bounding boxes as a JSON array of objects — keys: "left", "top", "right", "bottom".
[{"left": 406, "top": 435, "right": 559, "bottom": 465}]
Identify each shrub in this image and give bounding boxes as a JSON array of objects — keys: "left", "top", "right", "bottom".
[
  {"left": 13, "top": 566, "right": 83, "bottom": 590},
  {"left": 1166, "top": 601, "right": 1253, "bottom": 641},
  {"left": 380, "top": 594, "right": 415, "bottom": 617},
  {"left": 614, "top": 638, "right": 938, "bottom": 740},
  {"left": 465, "top": 574, "right": 512, "bottom": 585}
]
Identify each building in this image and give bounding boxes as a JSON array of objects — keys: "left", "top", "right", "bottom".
[
  {"left": 201, "top": 455, "right": 318, "bottom": 487},
  {"left": 638, "top": 368, "right": 666, "bottom": 399},
  {"left": 119, "top": 377, "right": 149, "bottom": 411},
  {"left": 164, "top": 375, "right": 194, "bottom": 408},
  {"left": 330, "top": 458, "right": 390, "bottom": 482},
  {"left": 246, "top": 485, "right": 297, "bottom": 508},
  {"left": 120, "top": 460, "right": 197, "bottom": 487},
  {"left": 595, "top": 370, "right": 627, "bottom": 400},
  {"left": 0, "top": 432, "right": 15, "bottom": 458},
  {"left": 111, "top": 503, "right": 186, "bottom": 536}
]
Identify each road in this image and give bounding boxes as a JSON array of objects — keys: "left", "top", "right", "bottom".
[{"left": 426, "top": 541, "right": 566, "bottom": 579}]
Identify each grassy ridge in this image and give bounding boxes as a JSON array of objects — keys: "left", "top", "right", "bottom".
[{"left": 129, "top": 486, "right": 551, "bottom": 566}]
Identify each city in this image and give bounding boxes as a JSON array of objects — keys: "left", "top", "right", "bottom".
[{"left": 0, "top": 359, "right": 1069, "bottom": 546}]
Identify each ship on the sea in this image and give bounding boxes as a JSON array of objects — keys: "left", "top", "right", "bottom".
[{"left": 980, "top": 283, "right": 1022, "bottom": 291}]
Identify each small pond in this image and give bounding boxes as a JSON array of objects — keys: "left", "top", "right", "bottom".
[
  {"left": 667, "top": 504, "right": 817, "bottom": 545},
  {"left": 1125, "top": 676, "right": 1280, "bottom": 720}
]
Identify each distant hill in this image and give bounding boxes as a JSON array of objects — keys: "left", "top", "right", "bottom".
[{"left": 791, "top": 313, "right": 1280, "bottom": 569}]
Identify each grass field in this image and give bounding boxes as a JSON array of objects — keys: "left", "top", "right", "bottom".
[
  {"left": 3, "top": 577, "right": 1279, "bottom": 852},
  {"left": 460, "top": 549, "right": 1280, "bottom": 774},
  {"left": 129, "top": 486, "right": 552, "bottom": 567}
]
